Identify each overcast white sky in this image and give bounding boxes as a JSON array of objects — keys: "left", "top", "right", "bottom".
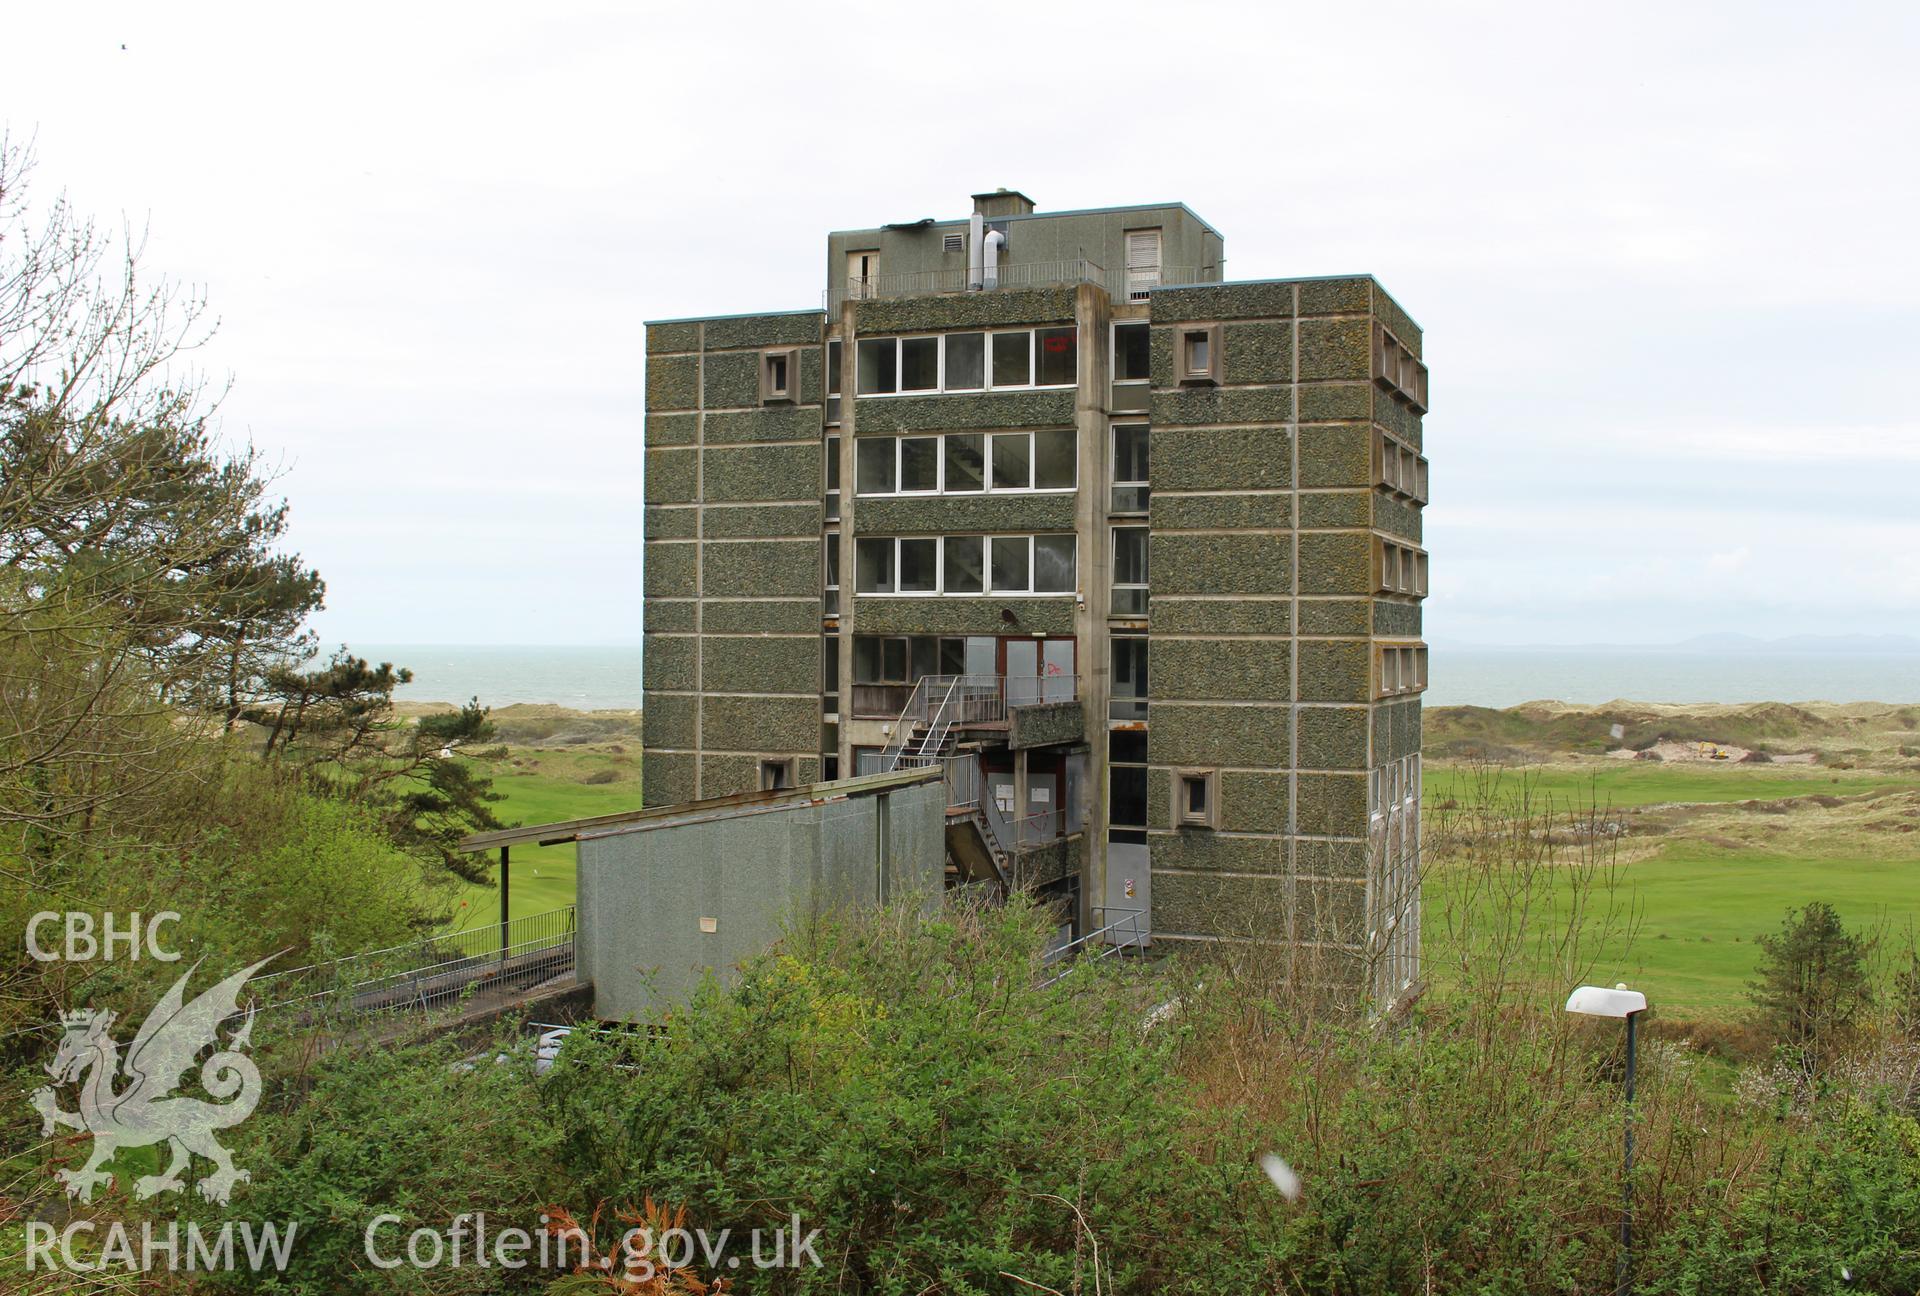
[{"left": 7, "top": 1, "right": 1917, "bottom": 647}]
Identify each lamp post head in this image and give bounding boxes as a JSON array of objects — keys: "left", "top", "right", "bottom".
[{"left": 1565, "top": 985, "right": 1648, "bottom": 1018}]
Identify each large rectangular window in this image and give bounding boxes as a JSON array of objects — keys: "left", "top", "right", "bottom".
[
  {"left": 854, "top": 537, "right": 895, "bottom": 594},
  {"left": 899, "top": 437, "right": 939, "bottom": 493},
  {"left": 1033, "top": 534, "right": 1076, "bottom": 594},
  {"left": 1112, "top": 423, "right": 1148, "bottom": 515},
  {"left": 991, "top": 331, "right": 1032, "bottom": 388},
  {"left": 856, "top": 438, "right": 895, "bottom": 495},
  {"left": 1112, "top": 526, "right": 1149, "bottom": 617},
  {"left": 825, "top": 433, "right": 842, "bottom": 521},
  {"left": 856, "top": 338, "right": 896, "bottom": 395},
  {"left": 1113, "top": 322, "right": 1150, "bottom": 381},
  {"left": 943, "top": 534, "right": 984, "bottom": 593},
  {"left": 990, "top": 536, "right": 1030, "bottom": 593},
  {"left": 1109, "top": 728, "right": 1148, "bottom": 843},
  {"left": 854, "top": 636, "right": 909, "bottom": 684},
  {"left": 898, "top": 538, "right": 938, "bottom": 592},
  {"left": 1035, "top": 327, "right": 1077, "bottom": 387},
  {"left": 990, "top": 433, "right": 1031, "bottom": 490},
  {"left": 826, "top": 339, "right": 843, "bottom": 425},
  {"left": 900, "top": 336, "right": 939, "bottom": 392},
  {"left": 1110, "top": 636, "right": 1148, "bottom": 720},
  {"left": 944, "top": 333, "right": 985, "bottom": 390},
  {"left": 944, "top": 433, "right": 985, "bottom": 492},
  {"left": 1033, "top": 428, "right": 1076, "bottom": 490}
]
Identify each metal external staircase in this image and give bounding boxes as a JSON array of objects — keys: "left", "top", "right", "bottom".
[
  {"left": 879, "top": 676, "right": 1023, "bottom": 892},
  {"left": 881, "top": 675, "right": 1005, "bottom": 772}
]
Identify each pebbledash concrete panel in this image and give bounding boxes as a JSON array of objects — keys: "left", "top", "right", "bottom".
[{"left": 642, "top": 192, "right": 1429, "bottom": 1001}]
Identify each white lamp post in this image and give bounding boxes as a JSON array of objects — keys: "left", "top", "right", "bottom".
[{"left": 1566, "top": 984, "right": 1648, "bottom": 1296}]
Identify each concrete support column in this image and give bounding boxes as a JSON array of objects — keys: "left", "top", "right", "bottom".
[
  {"left": 1014, "top": 746, "right": 1029, "bottom": 892},
  {"left": 1072, "top": 282, "right": 1112, "bottom": 935},
  {"left": 836, "top": 301, "right": 859, "bottom": 777}
]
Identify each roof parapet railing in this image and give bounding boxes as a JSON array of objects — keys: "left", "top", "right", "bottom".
[{"left": 828, "top": 258, "right": 1107, "bottom": 307}]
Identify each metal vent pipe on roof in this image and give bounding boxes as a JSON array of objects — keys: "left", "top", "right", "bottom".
[
  {"left": 983, "top": 228, "right": 1004, "bottom": 290},
  {"left": 968, "top": 212, "right": 984, "bottom": 291}
]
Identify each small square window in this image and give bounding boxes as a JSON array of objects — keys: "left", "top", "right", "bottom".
[
  {"left": 759, "top": 758, "right": 796, "bottom": 791},
  {"left": 1179, "top": 326, "right": 1220, "bottom": 386},
  {"left": 1174, "top": 768, "right": 1219, "bottom": 829},
  {"left": 760, "top": 349, "right": 797, "bottom": 404}
]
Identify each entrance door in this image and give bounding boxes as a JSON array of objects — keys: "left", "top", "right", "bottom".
[
  {"left": 964, "top": 635, "right": 997, "bottom": 677},
  {"left": 1125, "top": 230, "right": 1162, "bottom": 301},
  {"left": 1003, "top": 639, "right": 1039, "bottom": 707},
  {"left": 848, "top": 251, "right": 879, "bottom": 300},
  {"left": 1041, "top": 639, "right": 1075, "bottom": 703}
]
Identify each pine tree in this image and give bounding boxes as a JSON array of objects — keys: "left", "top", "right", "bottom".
[{"left": 1748, "top": 901, "right": 1875, "bottom": 1068}]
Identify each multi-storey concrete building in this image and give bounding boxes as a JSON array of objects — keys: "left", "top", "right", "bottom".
[{"left": 643, "top": 190, "right": 1429, "bottom": 998}]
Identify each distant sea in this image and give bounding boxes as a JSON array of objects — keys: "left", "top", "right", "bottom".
[
  {"left": 348, "top": 644, "right": 644, "bottom": 712},
  {"left": 347, "top": 643, "right": 1920, "bottom": 712}
]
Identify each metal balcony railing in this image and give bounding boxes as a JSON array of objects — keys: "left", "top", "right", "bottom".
[
  {"left": 826, "top": 261, "right": 1217, "bottom": 309},
  {"left": 829, "top": 259, "right": 1107, "bottom": 307},
  {"left": 855, "top": 672, "right": 1079, "bottom": 722},
  {"left": 1114, "top": 266, "right": 1210, "bottom": 301}
]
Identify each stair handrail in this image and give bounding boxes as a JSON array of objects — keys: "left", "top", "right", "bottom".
[
  {"left": 878, "top": 676, "right": 934, "bottom": 770},
  {"left": 912, "top": 675, "right": 969, "bottom": 761}
]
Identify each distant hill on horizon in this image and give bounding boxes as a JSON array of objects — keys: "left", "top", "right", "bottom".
[{"left": 1437, "top": 633, "right": 1920, "bottom": 656}]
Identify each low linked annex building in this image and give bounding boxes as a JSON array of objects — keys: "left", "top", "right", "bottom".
[{"left": 643, "top": 190, "right": 1428, "bottom": 999}]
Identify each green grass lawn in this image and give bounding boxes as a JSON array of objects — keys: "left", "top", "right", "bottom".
[
  {"left": 1426, "top": 839, "right": 1920, "bottom": 1020},
  {"left": 1425, "top": 760, "right": 1909, "bottom": 810},
  {"left": 442, "top": 750, "right": 640, "bottom": 934},
  {"left": 452, "top": 747, "right": 1915, "bottom": 1020},
  {"left": 1423, "top": 755, "right": 1920, "bottom": 1018}
]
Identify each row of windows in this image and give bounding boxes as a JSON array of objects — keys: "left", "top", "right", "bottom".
[
  {"left": 1376, "top": 643, "right": 1430, "bottom": 697},
  {"left": 856, "top": 429, "right": 1075, "bottom": 496},
  {"left": 1373, "top": 322, "right": 1430, "bottom": 413},
  {"left": 820, "top": 316, "right": 1235, "bottom": 408},
  {"left": 855, "top": 328, "right": 1078, "bottom": 396},
  {"left": 1374, "top": 430, "right": 1430, "bottom": 505},
  {"left": 832, "top": 325, "right": 1152, "bottom": 396},
  {"left": 1376, "top": 538, "right": 1430, "bottom": 598},
  {"left": 854, "top": 533, "right": 1076, "bottom": 596}
]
